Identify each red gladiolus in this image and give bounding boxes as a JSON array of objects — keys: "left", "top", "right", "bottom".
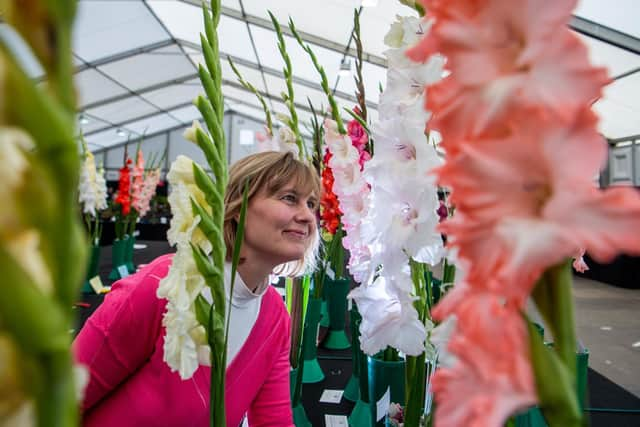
[
  {"left": 115, "top": 158, "right": 132, "bottom": 216},
  {"left": 320, "top": 150, "right": 342, "bottom": 234}
]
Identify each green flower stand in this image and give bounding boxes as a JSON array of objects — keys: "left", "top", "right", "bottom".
[
  {"left": 301, "top": 297, "right": 325, "bottom": 383},
  {"left": 125, "top": 234, "right": 136, "bottom": 273},
  {"left": 289, "top": 368, "right": 311, "bottom": 427},
  {"left": 343, "top": 306, "right": 361, "bottom": 402},
  {"left": 322, "top": 277, "right": 351, "bottom": 350},
  {"left": 368, "top": 357, "right": 405, "bottom": 427},
  {"left": 320, "top": 294, "right": 330, "bottom": 328},
  {"left": 349, "top": 307, "right": 371, "bottom": 427},
  {"left": 108, "top": 236, "right": 129, "bottom": 281},
  {"left": 81, "top": 244, "right": 101, "bottom": 293}
]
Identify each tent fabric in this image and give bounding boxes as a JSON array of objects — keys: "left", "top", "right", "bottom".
[{"left": 63, "top": 0, "right": 640, "bottom": 150}]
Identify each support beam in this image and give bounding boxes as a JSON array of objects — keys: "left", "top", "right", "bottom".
[
  {"left": 178, "top": 0, "right": 387, "bottom": 67},
  {"left": 73, "top": 39, "right": 176, "bottom": 73},
  {"left": 570, "top": 15, "right": 640, "bottom": 56}
]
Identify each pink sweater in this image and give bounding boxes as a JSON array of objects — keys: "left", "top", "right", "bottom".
[{"left": 73, "top": 255, "right": 294, "bottom": 427}]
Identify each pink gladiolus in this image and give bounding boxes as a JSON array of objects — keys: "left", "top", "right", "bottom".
[
  {"left": 572, "top": 249, "right": 589, "bottom": 273},
  {"left": 436, "top": 111, "right": 640, "bottom": 292},
  {"left": 131, "top": 150, "right": 145, "bottom": 215},
  {"left": 136, "top": 168, "right": 161, "bottom": 218},
  {"left": 431, "top": 284, "right": 537, "bottom": 427},
  {"left": 407, "top": 0, "right": 608, "bottom": 142}
]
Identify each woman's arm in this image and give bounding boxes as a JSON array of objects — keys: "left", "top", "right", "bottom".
[{"left": 73, "top": 256, "right": 169, "bottom": 410}]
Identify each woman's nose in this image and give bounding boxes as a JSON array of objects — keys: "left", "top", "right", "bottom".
[{"left": 295, "top": 203, "right": 315, "bottom": 223}]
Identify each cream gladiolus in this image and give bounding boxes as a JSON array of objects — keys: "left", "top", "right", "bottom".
[
  {"left": 4, "top": 230, "right": 52, "bottom": 294},
  {"left": 183, "top": 120, "right": 204, "bottom": 144}
]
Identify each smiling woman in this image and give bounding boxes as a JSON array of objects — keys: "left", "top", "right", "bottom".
[{"left": 73, "top": 150, "right": 321, "bottom": 427}]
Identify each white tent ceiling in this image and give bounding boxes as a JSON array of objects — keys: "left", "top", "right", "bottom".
[{"left": 65, "top": 0, "right": 640, "bottom": 151}]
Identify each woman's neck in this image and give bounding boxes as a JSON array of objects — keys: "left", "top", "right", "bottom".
[{"left": 236, "top": 261, "right": 271, "bottom": 293}]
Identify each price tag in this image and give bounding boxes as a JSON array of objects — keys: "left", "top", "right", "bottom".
[
  {"left": 319, "top": 389, "right": 344, "bottom": 404},
  {"left": 324, "top": 415, "right": 348, "bottom": 427},
  {"left": 117, "top": 265, "right": 130, "bottom": 278},
  {"left": 376, "top": 387, "right": 391, "bottom": 421},
  {"left": 89, "top": 276, "right": 105, "bottom": 294}
]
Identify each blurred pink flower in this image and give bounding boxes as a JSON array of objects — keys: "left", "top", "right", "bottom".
[
  {"left": 437, "top": 111, "right": 640, "bottom": 291},
  {"left": 432, "top": 284, "right": 537, "bottom": 427},
  {"left": 407, "top": 0, "right": 608, "bottom": 141}
]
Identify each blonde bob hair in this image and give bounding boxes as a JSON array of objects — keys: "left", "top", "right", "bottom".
[{"left": 223, "top": 151, "right": 320, "bottom": 277}]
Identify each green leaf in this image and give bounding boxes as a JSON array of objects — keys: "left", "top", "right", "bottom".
[
  {"left": 224, "top": 181, "right": 249, "bottom": 350},
  {"left": 343, "top": 107, "right": 370, "bottom": 135},
  {"left": 190, "top": 242, "right": 224, "bottom": 294},
  {"left": 194, "top": 294, "right": 212, "bottom": 333}
]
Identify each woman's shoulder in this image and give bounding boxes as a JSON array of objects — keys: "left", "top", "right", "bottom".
[
  {"left": 259, "top": 286, "right": 290, "bottom": 326},
  {"left": 105, "top": 254, "right": 174, "bottom": 307}
]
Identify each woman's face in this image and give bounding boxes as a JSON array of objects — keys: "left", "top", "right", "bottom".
[{"left": 241, "top": 181, "right": 318, "bottom": 268}]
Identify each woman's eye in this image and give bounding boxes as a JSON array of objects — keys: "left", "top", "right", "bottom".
[
  {"left": 282, "top": 194, "right": 296, "bottom": 203},
  {"left": 307, "top": 200, "right": 317, "bottom": 209}
]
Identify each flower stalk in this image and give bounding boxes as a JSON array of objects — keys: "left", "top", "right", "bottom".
[{"left": 0, "top": 1, "right": 86, "bottom": 425}]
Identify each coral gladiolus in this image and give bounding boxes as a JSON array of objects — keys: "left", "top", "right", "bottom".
[{"left": 407, "top": 0, "right": 609, "bottom": 142}]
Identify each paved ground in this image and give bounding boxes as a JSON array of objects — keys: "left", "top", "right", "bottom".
[{"left": 572, "top": 275, "right": 640, "bottom": 397}]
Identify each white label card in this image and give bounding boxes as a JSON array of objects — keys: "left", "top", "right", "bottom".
[
  {"left": 319, "top": 389, "right": 344, "bottom": 404},
  {"left": 376, "top": 387, "right": 391, "bottom": 421},
  {"left": 324, "top": 415, "right": 348, "bottom": 427},
  {"left": 89, "top": 276, "right": 105, "bottom": 294},
  {"left": 117, "top": 265, "right": 130, "bottom": 278}
]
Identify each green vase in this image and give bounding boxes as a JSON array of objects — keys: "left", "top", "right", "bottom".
[
  {"left": 368, "top": 357, "right": 405, "bottom": 427},
  {"left": 108, "top": 236, "right": 129, "bottom": 281},
  {"left": 81, "top": 244, "right": 101, "bottom": 293},
  {"left": 125, "top": 234, "right": 136, "bottom": 273},
  {"left": 301, "top": 297, "right": 324, "bottom": 383},
  {"left": 322, "top": 277, "right": 351, "bottom": 350},
  {"left": 320, "top": 277, "right": 330, "bottom": 328},
  {"left": 349, "top": 306, "right": 371, "bottom": 426},
  {"left": 343, "top": 306, "right": 361, "bottom": 402},
  {"left": 289, "top": 368, "right": 311, "bottom": 427}
]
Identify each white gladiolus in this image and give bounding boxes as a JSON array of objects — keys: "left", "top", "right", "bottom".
[
  {"left": 78, "top": 151, "right": 99, "bottom": 216},
  {"left": 94, "top": 166, "right": 108, "bottom": 211},
  {"left": 349, "top": 275, "right": 429, "bottom": 356},
  {"left": 159, "top": 154, "right": 217, "bottom": 380},
  {"left": 166, "top": 156, "right": 212, "bottom": 254},
  {"left": 335, "top": 14, "right": 446, "bottom": 357}
]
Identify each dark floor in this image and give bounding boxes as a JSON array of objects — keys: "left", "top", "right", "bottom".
[{"left": 75, "top": 240, "right": 640, "bottom": 427}]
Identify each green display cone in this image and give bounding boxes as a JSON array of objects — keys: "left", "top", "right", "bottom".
[
  {"left": 292, "top": 404, "right": 312, "bottom": 427},
  {"left": 302, "top": 297, "right": 324, "bottom": 383},
  {"left": 125, "top": 234, "right": 136, "bottom": 273},
  {"left": 348, "top": 398, "right": 371, "bottom": 427},
  {"left": 81, "top": 244, "right": 101, "bottom": 293},
  {"left": 289, "top": 368, "right": 311, "bottom": 426},
  {"left": 343, "top": 374, "right": 360, "bottom": 402},
  {"left": 108, "top": 236, "right": 129, "bottom": 280},
  {"left": 322, "top": 277, "right": 351, "bottom": 349},
  {"left": 368, "top": 357, "right": 405, "bottom": 427}
]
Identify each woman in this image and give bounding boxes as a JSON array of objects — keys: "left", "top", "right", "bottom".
[{"left": 74, "top": 151, "right": 320, "bottom": 426}]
